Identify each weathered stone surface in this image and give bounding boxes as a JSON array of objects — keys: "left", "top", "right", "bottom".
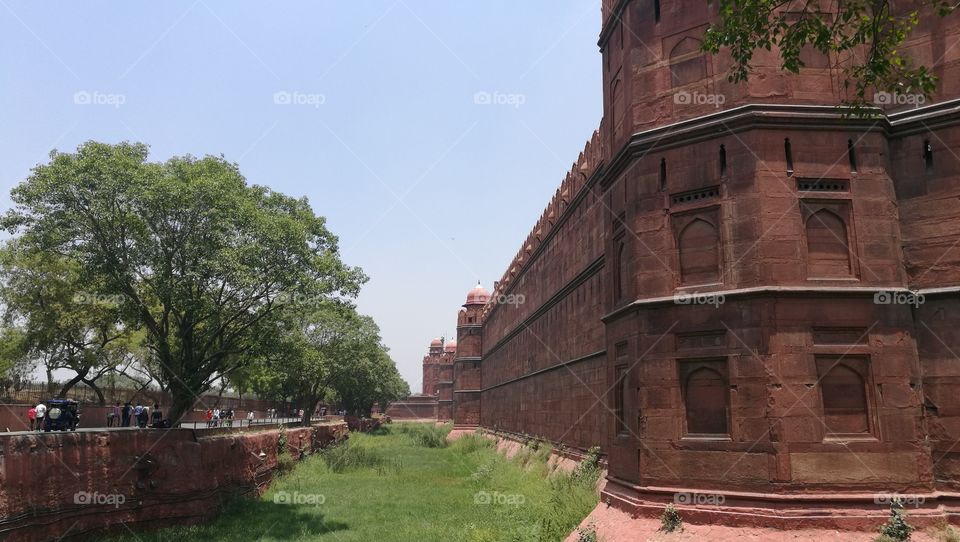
[{"left": 0, "top": 422, "right": 347, "bottom": 541}]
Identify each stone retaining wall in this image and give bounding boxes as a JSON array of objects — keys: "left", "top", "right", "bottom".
[{"left": 0, "top": 422, "right": 348, "bottom": 541}]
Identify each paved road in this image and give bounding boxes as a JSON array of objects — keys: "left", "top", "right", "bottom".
[{"left": 2, "top": 417, "right": 308, "bottom": 436}]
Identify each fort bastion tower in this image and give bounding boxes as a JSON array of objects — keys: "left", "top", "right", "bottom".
[{"left": 443, "top": 0, "right": 960, "bottom": 529}]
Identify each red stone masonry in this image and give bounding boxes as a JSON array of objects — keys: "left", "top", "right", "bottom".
[
  {"left": 0, "top": 423, "right": 348, "bottom": 541},
  {"left": 443, "top": 0, "right": 960, "bottom": 529},
  {"left": 385, "top": 338, "right": 456, "bottom": 420}
]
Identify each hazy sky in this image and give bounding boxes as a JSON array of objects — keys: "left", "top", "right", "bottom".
[{"left": 0, "top": 1, "right": 602, "bottom": 393}]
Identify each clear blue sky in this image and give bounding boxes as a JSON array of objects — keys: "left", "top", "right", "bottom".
[{"left": 0, "top": 1, "right": 602, "bottom": 393}]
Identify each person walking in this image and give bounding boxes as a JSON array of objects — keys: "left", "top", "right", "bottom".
[
  {"left": 121, "top": 402, "right": 132, "bottom": 427},
  {"left": 132, "top": 403, "right": 144, "bottom": 428},
  {"left": 27, "top": 406, "right": 36, "bottom": 431},
  {"left": 110, "top": 401, "right": 121, "bottom": 428},
  {"left": 34, "top": 402, "right": 46, "bottom": 431},
  {"left": 151, "top": 404, "right": 162, "bottom": 427},
  {"left": 247, "top": 410, "right": 254, "bottom": 426},
  {"left": 212, "top": 408, "right": 221, "bottom": 428}
]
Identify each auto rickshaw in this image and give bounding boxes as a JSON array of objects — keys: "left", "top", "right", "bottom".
[{"left": 42, "top": 399, "right": 80, "bottom": 431}]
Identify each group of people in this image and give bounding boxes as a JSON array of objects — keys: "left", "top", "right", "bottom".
[
  {"left": 26, "top": 400, "right": 163, "bottom": 431},
  {"left": 106, "top": 401, "right": 163, "bottom": 428},
  {"left": 26, "top": 402, "right": 46, "bottom": 431},
  {"left": 204, "top": 407, "right": 236, "bottom": 427}
]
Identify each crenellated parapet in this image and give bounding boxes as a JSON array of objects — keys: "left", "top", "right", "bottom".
[{"left": 482, "top": 129, "right": 604, "bottom": 322}]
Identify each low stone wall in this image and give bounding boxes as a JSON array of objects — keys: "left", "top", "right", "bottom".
[
  {"left": 384, "top": 396, "right": 438, "bottom": 420},
  {"left": 0, "top": 421, "right": 348, "bottom": 541}
]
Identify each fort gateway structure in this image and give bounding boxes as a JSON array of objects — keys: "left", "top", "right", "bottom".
[{"left": 398, "top": 0, "right": 960, "bottom": 529}]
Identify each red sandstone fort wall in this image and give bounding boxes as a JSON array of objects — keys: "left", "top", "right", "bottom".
[
  {"left": 464, "top": 0, "right": 960, "bottom": 523},
  {"left": 599, "top": 0, "right": 960, "bottom": 141},
  {"left": 478, "top": 131, "right": 610, "bottom": 449}
]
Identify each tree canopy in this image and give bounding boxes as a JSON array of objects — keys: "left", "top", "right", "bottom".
[
  {"left": 704, "top": 0, "right": 957, "bottom": 107},
  {"left": 1, "top": 141, "right": 403, "bottom": 422}
]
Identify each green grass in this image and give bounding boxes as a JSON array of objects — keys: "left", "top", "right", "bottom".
[{"left": 99, "top": 424, "right": 599, "bottom": 542}]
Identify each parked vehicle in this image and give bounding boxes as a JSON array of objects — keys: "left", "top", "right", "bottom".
[{"left": 42, "top": 399, "right": 80, "bottom": 431}]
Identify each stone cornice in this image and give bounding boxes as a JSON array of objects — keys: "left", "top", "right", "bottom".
[
  {"left": 599, "top": 100, "right": 960, "bottom": 191},
  {"left": 481, "top": 350, "right": 607, "bottom": 392},
  {"left": 601, "top": 284, "right": 956, "bottom": 322}
]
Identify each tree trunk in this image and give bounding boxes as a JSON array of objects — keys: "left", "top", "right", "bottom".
[
  {"left": 167, "top": 392, "right": 195, "bottom": 426},
  {"left": 58, "top": 368, "right": 89, "bottom": 398},
  {"left": 300, "top": 397, "right": 320, "bottom": 427},
  {"left": 82, "top": 378, "right": 106, "bottom": 406}
]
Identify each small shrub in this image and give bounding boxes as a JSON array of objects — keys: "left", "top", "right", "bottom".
[
  {"left": 453, "top": 433, "right": 495, "bottom": 455},
  {"left": 275, "top": 450, "right": 297, "bottom": 475},
  {"left": 660, "top": 503, "right": 683, "bottom": 533},
  {"left": 572, "top": 446, "right": 602, "bottom": 488},
  {"left": 396, "top": 423, "right": 449, "bottom": 448},
  {"left": 577, "top": 523, "right": 598, "bottom": 542},
  {"left": 321, "top": 441, "right": 385, "bottom": 473},
  {"left": 938, "top": 525, "right": 960, "bottom": 542},
  {"left": 878, "top": 500, "right": 913, "bottom": 542},
  {"left": 470, "top": 459, "right": 498, "bottom": 483},
  {"left": 277, "top": 425, "right": 288, "bottom": 454}
]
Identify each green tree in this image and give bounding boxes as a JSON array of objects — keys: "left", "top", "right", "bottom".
[
  {"left": 0, "top": 243, "right": 129, "bottom": 403},
  {"left": 246, "top": 301, "right": 406, "bottom": 425},
  {"left": 704, "top": 0, "right": 957, "bottom": 107},
  {"left": 331, "top": 339, "right": 408, "bottom": 417},
  {"left": 3, "top": 141, "right": 366, "bottom": 421},
  {"left": 0, "top": 326, "right": 32, "bottom": 398}
]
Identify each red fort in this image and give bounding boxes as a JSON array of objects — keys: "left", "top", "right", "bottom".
[{"left": 391, "top": 0, "right": 960, "bottom": 529}]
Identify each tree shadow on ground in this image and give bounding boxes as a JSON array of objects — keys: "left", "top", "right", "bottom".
[
  {"left": 95, "top": 499, "right": 350, "bottom": 542},
  {"left": 238, "top": 500, "right": 350, "bottom": 540}
]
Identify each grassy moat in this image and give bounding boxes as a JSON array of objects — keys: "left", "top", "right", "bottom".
[{"left": 102, "top": 423, "right": 600, "bottom": 542}]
